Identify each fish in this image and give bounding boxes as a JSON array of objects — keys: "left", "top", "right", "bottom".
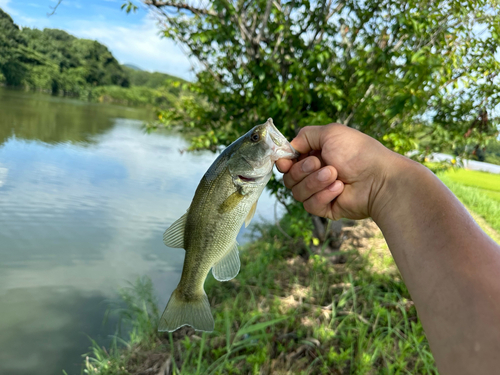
[{"left": 159, "top": 118, "right": 299, "bottom": 332}]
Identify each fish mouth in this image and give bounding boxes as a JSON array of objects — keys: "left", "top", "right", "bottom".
[
  {"left": 264, "top": 119, "right": 300, "bottom": 161},
  {"left": 238, "top": 175, "right": 256, "bottom": 182}
]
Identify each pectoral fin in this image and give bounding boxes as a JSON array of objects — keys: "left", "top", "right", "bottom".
[
  {"left": 219, "top": 191, "right": 244, "bottom": 213},
  {"left": 212, "top": 242, "right": 240, "bottom": 281},
  {"left": 163, "top": 212, "right": 187, "bottom": 249},
  {"left": 245, "top": 200, "right": 258, "bottom": 228}
]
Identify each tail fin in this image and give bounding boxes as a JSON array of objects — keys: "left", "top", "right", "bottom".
[{"left": 158, "top": 288, "right": 214, "bottom": 332}]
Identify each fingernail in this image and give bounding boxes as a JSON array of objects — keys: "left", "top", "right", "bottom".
[
  {"left": 301, "top": 158, "right": 315, "bottom": 173},
  {"left": 328, "top": 180, "right": 342, "bottom": 192},
  {"left": 317, "top": 168, "right": 331, "bottom": 182}
]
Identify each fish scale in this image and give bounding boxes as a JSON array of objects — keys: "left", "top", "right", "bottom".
[{"left": 159, "top": 119, "right": 298, "bottom": 332}]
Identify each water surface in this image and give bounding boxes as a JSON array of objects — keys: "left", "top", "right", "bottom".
[{"left": 0, "top": 88, "right": 279, "bottom": 374}]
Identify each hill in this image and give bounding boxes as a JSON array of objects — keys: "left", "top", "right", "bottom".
[
  {"left": 123, "top": 63, "right": 143, "bottom": 71},
  {"left": 0, "top": 8, "right": 184, "bottom": 106},
  {"left": 123, "top": 65, "right": 184, "bottom": 89}
]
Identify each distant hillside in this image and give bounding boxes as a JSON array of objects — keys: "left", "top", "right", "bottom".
[
  {"left": 123, "top": 63, "right": 143, "bottom": 71},
  {"left": 122, "top": 65, "right": 185, "bottom": 89},
  {"left": 0, "top": 8, "right": 184, "bottom": 106}
]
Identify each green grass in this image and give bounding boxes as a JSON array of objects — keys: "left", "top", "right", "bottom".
[
  {"left": 440, "top": 172, "right": 500, "bottom": 234},
  {"left": 443, "top": 169, "right": 500, "bottom": 198},
  {"left": 82, "top": 214, "right": 436, "bottom": 374},
  {"left": 483, "top": 190, "right": 500, "bottom": 202},
  {"left": 81, "top": 168, "right": 500, "bottom": 375}
]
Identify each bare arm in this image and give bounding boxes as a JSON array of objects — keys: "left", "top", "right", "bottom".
[{"left": 277, "top": 124, "right": 500, "bottom": 374}]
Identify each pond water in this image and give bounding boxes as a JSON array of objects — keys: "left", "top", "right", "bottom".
[{"left": 0, "top": 88, "right": 280, "bottom": 375}]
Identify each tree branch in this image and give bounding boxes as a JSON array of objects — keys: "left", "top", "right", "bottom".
[
  {"left": 47, "top": 0, "right": 63, "bottom": 16},
  {"left": 145, "top": 0, "right": 217, "bottom": 16},
  {"left": 255, "top": 0, "right": 273, "bottom": 45}
]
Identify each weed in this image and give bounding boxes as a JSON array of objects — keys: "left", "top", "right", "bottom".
[
  {"left": 440, "top": 173, "right": 500, "bottom": 233},
  {"left": 82, "top": 218, "right": 436, "bottom": 374}
]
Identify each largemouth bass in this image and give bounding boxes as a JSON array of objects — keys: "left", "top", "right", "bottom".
[{"left": 159, "top": 118, "right": 298, "bottom": 332}]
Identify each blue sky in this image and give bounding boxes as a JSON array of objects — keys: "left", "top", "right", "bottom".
[{"left": 0, "top": 0, "right": 193, "bottom": 80}]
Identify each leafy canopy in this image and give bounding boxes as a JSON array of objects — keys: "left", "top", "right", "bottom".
[{"left": 138, "top": 0, "right": 500, "bottom": 160}]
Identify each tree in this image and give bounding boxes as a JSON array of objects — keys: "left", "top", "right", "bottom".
[
  {"left": 139, "top": 0, "right": 499, "bottom": 156},
  {"left": 0, "top": 8, "right": 30, "bottom": 85},
  {"left": 137, "top": 0, "right": 500, "bottom": 239}
]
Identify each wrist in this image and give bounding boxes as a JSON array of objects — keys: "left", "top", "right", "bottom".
[{"left": 369, "top": 152, "right": 430, "bottom": 225}]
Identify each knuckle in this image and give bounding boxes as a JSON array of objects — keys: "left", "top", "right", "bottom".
[
  {"left": 327, "top": 122, "right": 344, "bottom": 128},
  {"left": 291, "top": 187, "right": 303, "bottom": 202},
  {"left": 302, "top": 199, "right": 313, "bottom": 213},
  {"left": 289, "top": 164, "right": 303, "bottom": 181},
  {"left": 283, "top": 174, "right": 292, "bottom": 188},
  {"left": 305, "top": 175, "right": 317, "bottom": 191},
  {"left": 303, "top": 197, "right": 320, "bottom": 217},
  {"left": 297, "top": 127, "right": 307, "bottom": 137}
]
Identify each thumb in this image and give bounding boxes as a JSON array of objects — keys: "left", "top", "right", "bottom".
[{"left": 291, "top": 126, "right": 326, "bottom": 154}]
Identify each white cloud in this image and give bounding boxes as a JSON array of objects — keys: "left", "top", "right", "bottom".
[
  {"left": 0, "top": 0, "right": 16, "bottom": 15},
  {"left": 3, "top": 2, "right": 194, "bottom": 80},
  {"left": 66, "top": 14, "right": 194, "bottom": 80}
]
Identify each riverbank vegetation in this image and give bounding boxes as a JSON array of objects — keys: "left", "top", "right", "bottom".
[
  {"left": 83, "top": 215, "right": 436, "bottom": 374},
  {"left": 80, "top": 167, "right": 500, "bottom": 374},
  {"left": 0, "top": 8, "right": 184, "bottom": 107}
]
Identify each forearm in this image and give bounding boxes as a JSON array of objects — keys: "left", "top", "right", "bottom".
[{"left": 373, "top": 155, "right": 500, "bottom": 374}]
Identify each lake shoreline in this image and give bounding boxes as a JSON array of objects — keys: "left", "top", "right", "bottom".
[
  {"left": 80, "top": 169, "right": 500, "bottom": 374},
  {"left": 0, "top": 83, "right": 172, "bottom": 109},
  {"left": 81, "top": 215, "right": 437, "bottom": 374}
]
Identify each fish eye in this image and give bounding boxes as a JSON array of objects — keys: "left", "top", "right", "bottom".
[{"left": 251, "top": 133, "right": 260, "bottom": 142}]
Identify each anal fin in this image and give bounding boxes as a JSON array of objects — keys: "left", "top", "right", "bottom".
[{"left": 212, "top": 242, "right": 240, "bottom": 281}]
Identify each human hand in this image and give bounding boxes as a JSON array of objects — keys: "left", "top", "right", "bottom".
[{"left": 276, "top": 123, "right": 400, "bottom": 221}]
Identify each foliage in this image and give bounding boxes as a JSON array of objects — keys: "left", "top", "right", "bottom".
[
  {"left": 0, "top": 8, "right": 32, "bottom": 86},
  {"left": 444, "top": 168, "right": 500, "bottom": 194},
  {"left": 82, "top": 216, "right": 437, "bottom": 374},
  {"left": 88, "top": 84, "right": 179, "bottom": 107},
  {"left": 450, "top": 137, "right": 500, "bottom": 164},
  {"left": 0, "top": 7, "right": 184, "bottom": 106},
  {"left": 122, "top": 65, "right": 185, "bottom": 89},
  {"left": 484, "top": 138, "right": 500, "bottom": 165},
  {"left": 137, "top": 0, "right": 500, "bottom": 195},
  {"left": 0, "top": 9, "right": 129, "bottom": 92}
]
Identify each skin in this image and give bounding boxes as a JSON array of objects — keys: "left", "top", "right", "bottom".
[{"left": 276, "top": 123, "right": 500, "bottom": 375}]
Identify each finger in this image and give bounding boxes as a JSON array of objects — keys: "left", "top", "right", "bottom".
[
  {"left": 276, "top": 158, "right": 294, "bottom": 173},
  {"left": 303, "top": 180, "right": 345, "bottom": 219},
  {"left": 290, "top": 126, "right": 325, "bottom": 154},
  {"left": 291, "top": 123, "right": 345, "bottom": 155},
  {"left": 291, "top": 166, "right": 338, "bottom": 202},
  {"left": 283, "top": 156, "right": 322, "bottom": 189}
]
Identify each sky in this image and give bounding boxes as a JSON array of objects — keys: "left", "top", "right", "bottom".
[{"left": 0, "top": 0, "right": 193, "bottom": 80}]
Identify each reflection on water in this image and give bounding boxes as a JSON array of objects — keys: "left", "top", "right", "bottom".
[{"left": 0, "top": 87, "right": 280, "bottom": 374}]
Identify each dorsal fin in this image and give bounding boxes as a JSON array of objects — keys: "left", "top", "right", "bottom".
[
  {"left": 245, "top": 200, "right": 258, "bottom": 228},
  {"left": 163, "top": 212, "right": 187, "bottom": 249}
]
